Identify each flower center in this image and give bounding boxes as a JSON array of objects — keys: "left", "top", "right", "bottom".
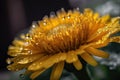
[{"left": 42, "top": 23, "right": 88, "bottom": 54}]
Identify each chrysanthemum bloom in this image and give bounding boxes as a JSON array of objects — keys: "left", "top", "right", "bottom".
[{"left": 7, "top": 8, "right": 120, "bottom": 80}]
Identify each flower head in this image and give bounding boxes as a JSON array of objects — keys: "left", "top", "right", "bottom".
[{"left": 7, "top": 8, "right": 120, "bottom": 80}]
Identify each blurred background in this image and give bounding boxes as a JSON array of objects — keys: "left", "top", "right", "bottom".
[{"left": 0, "top": 0, "right": 120, "bottom": 80}]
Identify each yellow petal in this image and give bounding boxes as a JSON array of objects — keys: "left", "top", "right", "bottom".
[
  {"left": 84, "top": 8, "right": 93, "bottom": 17},
  {"left": 7, "top": 63, "right": 29, "bottom": 71},
  {"left": 80, "top": 52, "right": 98, "bottom": 66},
  {"left": 50, "top": 61, "right": 64, "bottom": 80},
  {"left": 8, "top": 46, "right": 32, "bottom": 56},
  {"left": 43, "top": 53, "right": 66, "bottom": 69},
  {"left": 49, "top": 16, "right": 59, "bottom": 26},
  {"left": 85, "top": 47, "right": 109, "bottom": 58},
  {"left": 28, "top": 53, "right": 66, "bottom": 71},
  {"left": 100, "top": 15, "right": 110, "bottom": 23},
  {"left": 87, "top": 30, "right": 108, "bottom": 43},
  {"left": 12, "top": 39, "right": 24, "bottom": 46},
  {"left": 28, "top": 55, "right": 49, "bottom": 70},
  {"left": 111, "top": 17, "right": 120, "bottom": 23},
  {"left": 93, "top": 12, "right": 99, "bottom": 19},
  {"left": 18, "top": 54, "right": 44, "bottom": 64},
  {"left": 30, "top": 69, "right": 45, "bottom": 80},
  {"left": 110, "top": 36, "right": 120, "bottom": 43},
  {"left": 91, "top": 39, "right": 109, "bottom": 48},
  {"left": 73, "top": 60, "right": 82, "bottom": 70},
  {"left": 66, "top": 51, "right": 78, "bottom": 63}
]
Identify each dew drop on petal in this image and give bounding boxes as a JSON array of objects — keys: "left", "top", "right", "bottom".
[
  {"left": 50, "top": 11, "right": 56, "bottom": 18},
  {"left": 7, "top": 58, "right": 12, "bottom": 64},
  {"left": 32, "top": 23, "right": 37, "bottom": 28},
  {"left": 43, "top": 22, "right": 47, "bottom": 26},
  {"left": 19, "top": 47, "right": 23, "bottom": 51},
  {"left": 62, "top": 17, "right": 65, "bottom": 20},
  {"left": 24, "top": 42, "right": 29, "bottom": 46},
  {"left": 27, "top": 50, "right": 33, "bottom": 54},
  {"left": 36, "top": 43, "right": 39, "bottom": 45},
  {"left": 76, "top": 7, "right": 80, "bottom": 11},
  {"left": 67, "top": 14, "right": 71, "bottom": 18}
]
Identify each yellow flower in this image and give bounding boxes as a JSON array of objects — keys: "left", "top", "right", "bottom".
[{"left": 7, "top": 8, "right": 120, "bottom": 80}]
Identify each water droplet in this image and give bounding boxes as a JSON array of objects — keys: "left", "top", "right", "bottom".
[
  {"left": 50, "top": 11, "right": 56, "bottom": 18},
  {"left": 25, "top": 34, "right": 31, "bottom": 40},
  {"left": 61, "top": 8, "right": 65, "bottom": 12},
  {"left": 28, "top": 50, "right": 32, "bottom": 54},
  {"left": 20, "top": 35, "right": 26, "bottom": 39},
  {"left": 24, "top": 42, "right": 29, "bottom": 46},
  {"left": 36, "top": 43, "right": 39, "bottom": 45},
  {"left": 19, "top": 47, "right": 23, "bottom": 51},
  {"left": 32, "top": 24, "right": 36, "bottom": 28},
  {"left": 32, "top": 21, "right": 38, "bottom": 28},
  {"left": 67, "top": 15, "right": 71, "bottom": 19},
  {"left": 25, "top": 37, "right": 29, "bottom": 40},
  {"left": 43, "top": 15, "right": 48, "bottom": 20},
  {"left": 62, "top": 16, "right": 65, "bottom": 20},
  {"left": 97, "top": 30, "right": 101, "bottom": 34},
  {"left": 43, "top": 22, "right": 47, "bottom": 25},
  {"left": 20, "top": 74, "right": 25, "bottom": 80},
  {"left": 7, "top": 58, "right": 12, "bottom": 64},
  {"left": 76, "top": 7, "right": 80, "bottom": 11},
  {"left": 26, "top": 34, "right": 30, "bottom": 37}
]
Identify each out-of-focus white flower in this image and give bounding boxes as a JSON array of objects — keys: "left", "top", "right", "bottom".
[
  {"left": 95, "top": 1, "right": 120, "bottom": 16},
  {"left": 95, "top": 52, "right": 120, "bottom": 70}
]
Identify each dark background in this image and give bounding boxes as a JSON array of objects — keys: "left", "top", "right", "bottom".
[{"left": 0, "top": 0, "right": 72, "bottom": 71}]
